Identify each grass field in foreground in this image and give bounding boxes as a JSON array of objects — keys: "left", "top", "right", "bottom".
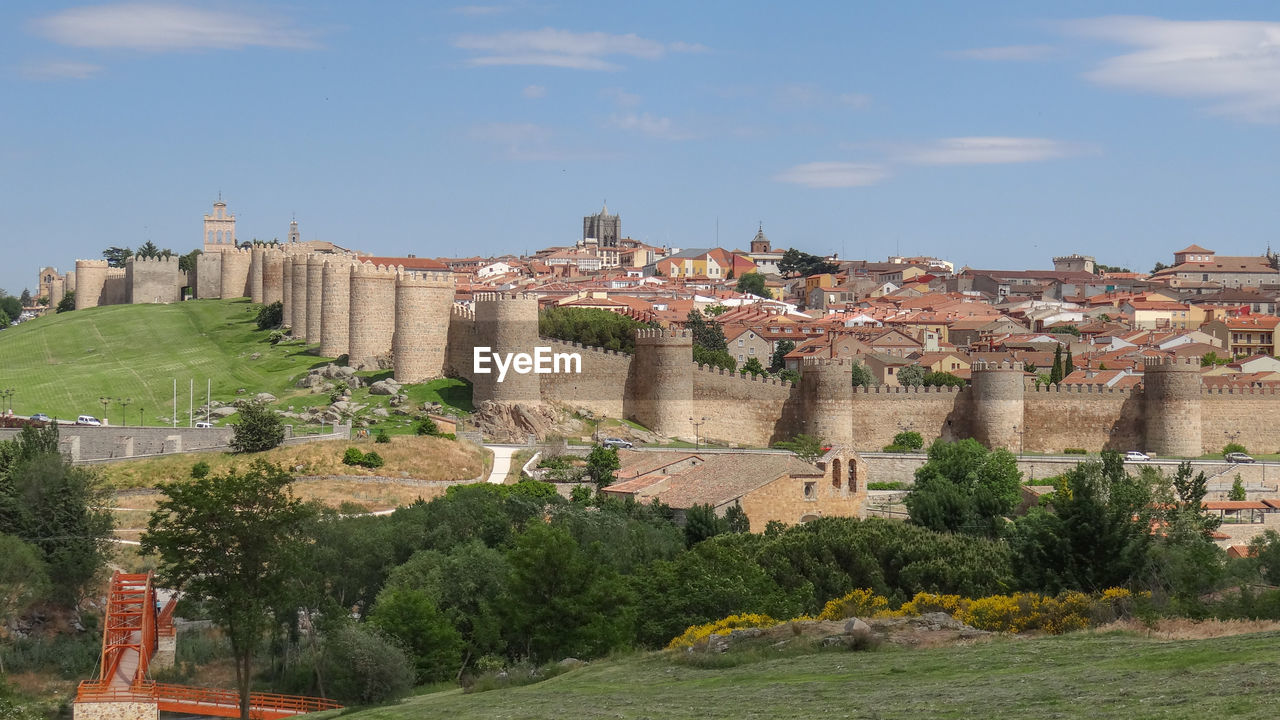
[{"left": 322, "top": 629, "right": 1280, "bottom": 720}]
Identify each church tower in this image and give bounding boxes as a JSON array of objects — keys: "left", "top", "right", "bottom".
[
  {"left": 288, "top": 217, "right": 301, "bottom": 245},
  {"left": 583, "top": 203, "right": 620, "bottom": 248},
  {"left": 203, "top": 198, "right": 237, "bottom": 253}
]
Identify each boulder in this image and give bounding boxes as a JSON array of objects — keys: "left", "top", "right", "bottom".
[
  {"left": 371, "top": 408, "right": 390, "bottom": 418},
  {"left": 254, "top": 393, "right": 278, "bottom": 403},
  {"left": 844, "top": 617, "right": 871, "bottom": 634},
  {"left": 210, "top": 407, "right": 237, "bottom": 418},
  {"left": 368, "top": 379, "right": 401, "bottom": 396}
]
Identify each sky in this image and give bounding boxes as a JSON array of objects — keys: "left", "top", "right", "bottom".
[{"left": 3, "top": 1, "right": 1280, "bottom": 297}]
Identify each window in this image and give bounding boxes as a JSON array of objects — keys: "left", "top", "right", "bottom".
[
  {"left": 738, "top": 354, "right": 744, "bottom": 361},
  {"left": 749, "top": 347, "right": 755, "bottom": 354},
  {"left": 804, "top": 481, "right": 816, "bottom": 500},
  {"left": 738, "top": 339, "right": 744, "bottom": 347}
]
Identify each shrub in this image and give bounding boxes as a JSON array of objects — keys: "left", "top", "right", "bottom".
[
  {"left": 1064, "top": 448, "right": 1088, "bottom": 455},
  {"left": 867, "top": 481, "right": 909, "bottom": 490},
  {"left": 190, "top": 461, "right": 210, "bottom": 479},
  {"left": 415, "top": 417, "right": 438, "bottom": 436},
  {"left": 229, "top": 400, "right": 284, "bottom": 453},
  {"left": 375, "top": 430, "right": 390, "bottom": 444},
  {"left": 667, "top": 613, "right": 778, "bottom": 649},
  {"left": 255, "top": 301, "right": 284, "bottom": 330},
  {"left": 897, "top": 592, "right": 966, "bottom": 617},
  {"left": 268, "top": 330, "right": 286, "bottom": 345},
  {"left": 1223, "top": 442, "right": 1248, "bottom": 456},
  {"left": 817, "top": 589, "right": 890, "bottom": 621},
  {"left": 343, "top": 448, "right": 365, "bottom": 466},
  {"left": 361, "top": 451, "right": 384, "bottom": 469},
  {"left": 891, "top": 431, "right": 924, "bottom": 450}
]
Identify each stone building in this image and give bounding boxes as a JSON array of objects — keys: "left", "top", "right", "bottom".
[
  {"left": 202, "top": 199, "right": 237, "bottom": 253},
  {"left": 583, "top": 203, "right": 620, "bottom": 248}
]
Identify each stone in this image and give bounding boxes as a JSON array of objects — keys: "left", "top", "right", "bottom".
[
  {"left": 235, "top": 388, "right": 246, "bottom": 395},
  {"left": 557, "top": 658, "right": 586, "bottom": 669},
  {"left": 210, "top": 407, "right": 237, "bottom": 418},
  {"left": 296, "top": 374, "right": 326, "bottom": 389},
  {"left": 371, "top": 408, "right": 390, "bottom": 418},
  {"left": 254, "top": 392, "right": 278, "bottom": 403},
  {"left": 249, "top": 352, "right": 261, "bottom": 360},
  {"left": 368, "top": 379, "right": 401, "bottom": 396},
  {"left": 844, "top": 617, "right": 871, "bottom": 634}
]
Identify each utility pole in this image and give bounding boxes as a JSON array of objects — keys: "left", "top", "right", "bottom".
[
  {"left": 207, "top": 379, "right": 211, "bottom": 423},
  {"left": 189, "top": 379, "right": 193, "bottom": 428},
  {"left": 172, "top": 379, "right": 176, "bottom": 428}
]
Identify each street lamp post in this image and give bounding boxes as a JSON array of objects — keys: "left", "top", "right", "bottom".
[
  {"left": 117, "top": 398, "right": 132, "bottom": 427},
  {"left": 0, "top": 388, "right": 13, "bottom": 415},
  {"left": 98, "top": 396, "right": 111, "bottom": 424},
  {"left": 1012, "top": 424, "right": 1025, "bottom": 458},
  {"left": 689, "top": 416, "right": 708, "bottom": 451}
]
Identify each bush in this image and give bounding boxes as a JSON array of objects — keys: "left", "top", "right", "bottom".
[
  {"left": 190, "top": 461, "right": 211, "bottom": 479},
  {"left": 229, "top": 400, "right": 284, "bottom": 453},
  {"left": 361, "top": 451, "right": 385, "bottom": 469},
  {"left": 817, "top": 589, "right": 890, "bottom": 621},
  {"left": 867, "top": 481, "right": 908, "bottom": 490},
  {"left": 415, "top": 417, "right": 438, "bottom": 436},
  {"left": 1223, "top": 442, "right": 1248, "bottom": 456},
  {"left": 268, "top": 330, "right": 286, "bottom": 345},
  {"left": 255, "top": 301, "right": 284, "bottom": 330},
  {"left": 375, "top": 430, "right": 390, "bottom": 444},
  {"left": 667, "top": 613, "right": 778, "bottom": 649},
  {"left": 1063, "top": 448, "right": 1087, "bottom": 455},
  {"left": 319, "top": 624, "right": 415, "bottom": 705},
  {"left": 891, "top": 431, "right": 924, "bottom": 450},
  {"left": 343, "top": 447, "right": 365, "bottom": 466}
]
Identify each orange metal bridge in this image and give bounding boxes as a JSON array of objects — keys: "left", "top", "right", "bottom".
[{"left": 75, "top": 572, "right": 342, "bottom": 719}]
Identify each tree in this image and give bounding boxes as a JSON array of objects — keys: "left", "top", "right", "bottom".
[
  {"left": 0, "top": 535, "right": 50, "bottom": 673},
  {"left": 896, "top": 364, "right": 926, "bottom": 387},
  {"left": 724, "top": 504, "right": 751, "bottom": 534},
  {"left": 539, "top": 307, "right": 654, "bottom": 354},
  {"left": 769, "top": 340, "right": 794, "bottom": 372},
  {"left": 779, "top": 368, "right": 800, "bottom": 385},
  {"left": 1229, "top": 474, "right": 1247, "bottom": 501},
  {"left": 922, "top": 371, "right": 965, "bottom": 387},
  {"left": 693, "top": 345, "right": 736, "bottom": 371},
  {"left": 892, "top": 431, "right": 924, "bottom": 451},
  {"left": 741, "top": 357, "right": 766, "bottom": 376},
  {"left": 778, "top": 248, "right": 838, "bottom": 277},
  {"left": 56, "top": 290, "right": 75, "bottom": 313},
  {"left": 773, "top": 434, "right": 824, "bottom": 463},
  {"left": 368, "top": 587, "right": 464, "bottom": 683},
  {"left": 1151, "top": 261, "right": 1168, "bottom": 274},
  {"left": 256, "top": 301, "right": 284, "bottom": 330},
  {"left": 1064, "top": 347, "right": 1075, "bottom": 377},
  {"left": 178, "top": 249, "right": 202, "bottom": 274},
  {"left": 684, "top": 503, "right": 729, "bottom": 547},
  {"left": 316, "top": 623, "right": 415, "bottom": 705},
  {"left": 135, "top": 241, "right": 162, "bottom": 259},
  {"left": 102, "top": 246, "right": 132, "bottom": 268},
  {"left": 1050, "top": 344, "right": 1064, "bottom": 385},
  {"left": 904, "top": 439, "right": 1022, "bottom": 538},
  {"left": 0, "top": 296, "right": 20, "bottom": 323},
  {"left": 735, "top": 272, "right": 767, "bottom": 297},
  {"left": 685, "top": 309, "right": 727, "bottom": 352},
  {"left": 18, "top": 289, "right": 31, "bottom": 307},
  {"left": 850, "top": 361, "right": 872, "bottom": 388},
  {"left": 141, "top": 461, "right": 317, "bottom": 720},
  {"left": 230, "top": 400, "right": 285, "bottom": 453},
  {"left": 586, "top": 445, "right": 620, "bottom": 489}
]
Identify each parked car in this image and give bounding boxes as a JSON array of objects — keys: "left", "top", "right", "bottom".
[
  {"left": 602, "top": 437, "right": 634, "bottom": 449},
  {"left": 30, "top": 413, "right": 51, "bottom": 423},
  {"left": 76, "top": 415, "right": 102, "bottom": 426},
  {"left": 1124, "top": 451, "right": 1150, "bottom": 462},
  {"left": 195, "top": 421, "right": 214, "bottom": 429},
  {"left": 1226, "top": 452, "right": 1256, "bottom": 464}
]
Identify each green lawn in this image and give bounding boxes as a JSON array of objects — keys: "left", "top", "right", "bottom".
[
  {"left": 0, "top": 300, "right": 472, "bottom": 427},
  {"left": 320, "top": 630, "right": 1280, "bottom": 720}
]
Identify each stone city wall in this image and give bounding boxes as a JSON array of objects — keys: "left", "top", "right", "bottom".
[
  {"left": 74, "top": 259, "right": 109, "bottom": 310},
  {"left": 347, "top": 263, "right": 398, "bottom": 369},
  {"left": 219, "top": 247, "right": 252, "bottom": 300},
  {"left": 537, "top": 339, "right": 635, "bottom": 419},
  {"left": 126, "top": 256, "right": 182, "bottom": 304},
  {"left": 195, "top": 251, "right": 222, "bottom": 299},
  {"left": 692, "top": 365, "right": 800, "bottom": 447},
  {"left": 305, "top": 253, "right": 325, "bottom": 342}
]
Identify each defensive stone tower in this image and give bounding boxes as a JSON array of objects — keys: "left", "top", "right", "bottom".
[
  {"left": 801, "top": 357, "right": 854, "bottom": 447},
  {"left": 1143, "top": 356, "right": 1202, "bottom": 456},
  {"left": 74, "top": 259, "right": 109, "bottom": 310},
  {"left": 102, "top": 269, "right": 128, "bottom": 305},
  {"left": 632, "top": 328, "right": 694, "bottom": 438},
  {"left": 219, "top": 247, "right": 252, "bottom": 300},
  {"left": 249, "top": 245, "right": 265, "bottom": 303},
  {"left": 319, "top": 256, "right": 355, "bottom": 359},
  {"left": 281, "top": 254, "right": 294, "bottom": 328},
  {"left": 65, "top": 270, "right": 76, "bottom": 294},
  {"left": 195, "top": 252, "right": 222, "bottom": 299},
  {"left": 49, "top": 276, "right": 65, "bottom": 310},
  {"left": 472, "top": 293, "right": 543, "bottom": 405},
  {"left": 262, "top": 248, "right": 285, "bottom": 305},
  {"left": 970, "top": 360, "right": 1026, "bottom": 452},
  {"left": 126, "top": 256, "right": 181, "bottom": 304},
  {"left": 392, "top": 270, "right": 455, "bottom": 383},
  {"left": 290, "top": 254, "right": 309, "bottom": 337},
  {"left": 203, "top": 200, "right": 236, "bottom": 253},
  {"left": 305, "top": 254, "right": 326, "bottom": 343},
  {"left": 348, "top": 263, "right": 399, "bottom": 370}
]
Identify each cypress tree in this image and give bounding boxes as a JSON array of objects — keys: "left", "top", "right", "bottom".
[
  {"left": 1064, "top": 347, "right": 1075, "bottom": 378},
  {"left": 1050, "top": 344, "right": 1064, "bottom": 385}
]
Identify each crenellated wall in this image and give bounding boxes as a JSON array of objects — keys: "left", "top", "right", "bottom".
[
  {"left": 281, "top": 253, "right": 294, "bottom": 328},
  {"left": 126, "top": 256, "right": 182, "bottom": 304},
  {"left": 319, "top": 256, "right": 355, "bottom": 358},
  {"left": 290, "top": 254, "right": 308, "bottom": 337},
  {"left": 219, "top": 247, "right": 252, "bottom": 300},
  {"left": 195, "top": 251, "right": 222, "bottom": 299},
  {"left": 692, "top": 365, "right": 801, "bottom": 446},
  {"left": 74, "top": 259, "right": 109, "bottom": 310},
  {"left": 1023, "top": 384, "right": 1143, "bottom": 453},
  {"left": 849, "top": 385, "right": 969, "bottom": 451},
  {"left": 249, "top": 245, "right": 265, "bottom": 303},
  {"left": 262, "top": 248, "right": 285, "bottom": 306},
  {"left": 305, "top": 254, "right": 325, "bottom": 342},
  {"left": 392, "top": 270, "right": 455, "bottom": 382},
  {"left": 538, "top": 339, "right": 635, "bottom": 419},
  {"left": 347, "top": 263, "right": 398, "bottom": 369}
]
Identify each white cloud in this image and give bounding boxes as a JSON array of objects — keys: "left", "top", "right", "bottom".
[
  {"left": 522, "top": 84, "right": 547, "bottom": 99},
  {"left": 455, "top": 28, "right": 704, "bottom": 70},
  {"left": 775, "top": 162, "right": 888, "bottom": 188},
  {"left": 952, "top": 44, "right": 1056, "bottom": 61},
  {"left": 21, "top": 60, "right": 103, "bottom": 80},
  {"left": 896, "top": 137, "right": 1087, "bottom": 165},
  {"left": 601, "top": 87, "right": 641, "bottom": 107},
  {"left": 607, "top": 112, "right": 694, "bottom": 140},
  {"left": 30, "top": 3, "right": 317, "bottom": 51},
  {"left": 1065, "top": 16, "right": 1280, "bottom": 122}
]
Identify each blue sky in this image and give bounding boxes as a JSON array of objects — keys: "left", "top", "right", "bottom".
[{"left": 3, "top": 2, "right": 1280, "bottom": 297}]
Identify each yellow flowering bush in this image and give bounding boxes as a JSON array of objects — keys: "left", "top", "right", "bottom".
[
  {"left": 816, "top": 588, "right": 890, "bottom": 621},
  {"left": 897, "top": 591, "right": 967, "bottom": 617},
  {"left": 666, "top": 613, "right": 779, "bottom": 649}
]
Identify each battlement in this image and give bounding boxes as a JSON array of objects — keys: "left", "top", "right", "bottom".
[
  {"left": 853, "top": 384, "right": 964, "bottom": 395},
  {"left": 801, "top": 357, "right": 851, "bottom": 368},
  {"left": 1203, "top": 385, "right": 1280, "bottom": 395},
  {"left": 350, "top": 262, "right": 400, "bottom": 279},
  {"left": 636, "top": 328, "right": 692, "bottom": 342},
  {"left": 105, "top": 268, "right": 126, "bottom": 279},
  {"left": 75, "top": 259, "right": 110, "bottom": 268},
  {"left": 127, "top": 255, "right": 180, "bottom": 266},
  {"left": 397, "top": 270, "right": 455, "bottom": 286},
  {"left": 1030, "top": 383, "right": 1133, "bottom": 396},
  {"left": 694, "top": 363, "right": 796, "bottom": 388},
  {"left": 1143, "top": 356, "right": 1199, "bottom": 369},
  {"left": 972, "top": 360, "right": 1025, "bottom": 372},
  {"left": 223, "top": 246, "right": 253, "bottom": 257},
  {"left": 543, "top": 337, "right": 631, "bottom": 358},
  {"left": 473, "top": 291, "right": 537, "bottom": 302},
  {"left": 451, "top": 303, "right": 475, "bottom": 321}
]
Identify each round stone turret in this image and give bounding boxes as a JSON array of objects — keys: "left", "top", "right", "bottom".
[
  {"left": 970, "top": 360, "right": 1026, "bottom": 452},
  {"left": 290, "top": 254, "right": 309, "bottom": 337},
  {"left": 347, "top": 263, "right": 398, "bottom": 370},
  {"left": 262, "top": 248, "right": 285, "bottom": 306},
  {"left": 281, "top": 254, "right": 294, "bottom": 328},
  {"left": 1143, "top": 356, "right": 1202, "bottom": 457},
  {"left": 74, "top": 259, "right": 108, "bottom": 310},
  {"left": 633, "top": 328, "right": 694, "bottom": 438},
  {"left": 305, "top": 254, "right": 325, "bottom": 342},
  {"left": 472, "top": 292, "right": 542, "bottom": 405},
  {"left": 801, "top": 357, "right": 853, "bottom": 447},
  {"left": 249, "top": 245, "right": 265, "bottom": 303},
  {"left": 393, "top": 270, "right": 455, "bottom": 383},
  {"left": 219, "top": 247, "right": 252, "bottom": 300},
  {"left": 319, "top": 256, "right": 355, "bottom": 359}
]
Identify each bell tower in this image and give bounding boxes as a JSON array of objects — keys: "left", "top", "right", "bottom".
[{"left": 203, "top": 197, "right": 237, "bottom": 253}]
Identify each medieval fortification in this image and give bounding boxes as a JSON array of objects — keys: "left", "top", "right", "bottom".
[{"left": 46, "top": 203, "right": 1267, "bottom": 457}]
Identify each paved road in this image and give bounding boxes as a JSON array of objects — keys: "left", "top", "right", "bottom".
[{"left": 485, "top": 444, "right": 522, "bottom": 484}]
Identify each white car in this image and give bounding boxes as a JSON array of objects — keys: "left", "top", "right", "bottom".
[
  {"left": 1124, "top": 451, "right": 1150, "bottom": 462},
  {"left": 76, "top": 414, "right": 102, "bottom": 426}
]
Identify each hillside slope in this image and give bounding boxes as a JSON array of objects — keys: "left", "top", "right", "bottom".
[
  {"left": 0, "top": 300, "right": 327, "bottom": 422},
  {"left": 324, "top": 630, "right": 1280, "bottom": 720}
]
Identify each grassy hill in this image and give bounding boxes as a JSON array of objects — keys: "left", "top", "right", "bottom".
[
  {"left": 0, "top": 300, "right": 468, "bottom": 428},
  {"left": 323, "top": 629, "right": 1280, "bottom": 720}
]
